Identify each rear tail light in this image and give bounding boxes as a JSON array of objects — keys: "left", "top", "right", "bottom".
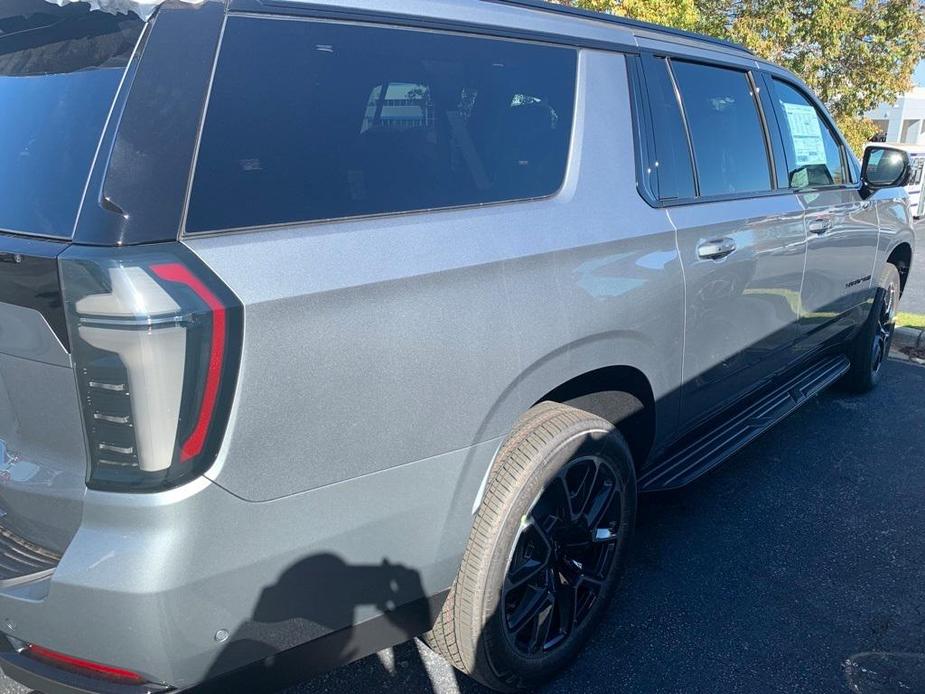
[
  {"left": 23, "top": 643, "right": 146, "bottom": 685},
  {"left": 61, "top": 243, "right": 242, "bottom": 492}
]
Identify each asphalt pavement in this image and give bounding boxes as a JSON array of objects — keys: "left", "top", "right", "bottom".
[{"left": 3, "top": 353, "right": 924, "bottom": 694}]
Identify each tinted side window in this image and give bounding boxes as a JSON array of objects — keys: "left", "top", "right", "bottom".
[
  {"left": 771, "top": 79, "right": 846, "bottom": 188},
  {"left": 187, "top": 18, "right": 577, "bottom": 233},
  {"left": 671, "top": 61, "right": 772, "bottom": 197},
  {"left": 645, "top": 57, "right": 696, "bottom": 201}
]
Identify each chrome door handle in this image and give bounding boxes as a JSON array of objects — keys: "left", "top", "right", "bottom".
[
  {"left": 807, "top": 217, "right": 832, "bottom": 234},
  {"left": 697, "top": 237, "right": 737, "bottom": 260}
]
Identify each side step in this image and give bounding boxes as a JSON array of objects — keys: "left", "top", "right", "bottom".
[{"left": 639, "top": 355, "right": 850, "bottom": 492}]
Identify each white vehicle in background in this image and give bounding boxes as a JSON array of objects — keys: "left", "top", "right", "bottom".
[{"left": 867, "top": 142, "right": 925, "bottom": 219}]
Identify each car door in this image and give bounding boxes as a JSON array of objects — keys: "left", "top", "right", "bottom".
[
  {"left": 764, "top": 76, "right": 881, "bottom": 351},
  {"left": 657, "top": 59, "right": 808, "bottom": 425}
]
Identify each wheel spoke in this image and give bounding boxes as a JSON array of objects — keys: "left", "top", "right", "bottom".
[
  {"left": 578, "top": 573, "right": 605, "bottom": 594},
  {"left": 566, "top": 461, "right": 598, "bottom": 521},
  {"left": 505, "top": 522, "right": 552, "bottom": 592},
  {"left": 555, "top": 474, "right": 575, "bottom": 519},
  {"left": 505, "top": 556, "right": 546, "bottom": 592},
  {"left": 558, "top": 555, "right": 585, "bottom": 584},
  {"left": 554, "top": 568, "right": 579, "bottom": 632},
  {"left": 573, "top": 574, "right": 605, "bottom": 622},
  {"left": 526, "top": 588, "right": 556, "bottom": 654},
  {"left": 582, "top": 473, "right": 618, "bottom": 530},
  {"left": 507, "top": 581, "right": 552, "bottom": 636}
]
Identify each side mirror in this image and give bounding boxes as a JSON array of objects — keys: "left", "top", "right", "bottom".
[{"left": 861, "top": 146, "right": 912, "bottom": 196}]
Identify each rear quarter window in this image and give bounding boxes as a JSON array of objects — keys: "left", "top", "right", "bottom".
[{"left": 185, "top": 18, "right": 578, "bottom": 233}]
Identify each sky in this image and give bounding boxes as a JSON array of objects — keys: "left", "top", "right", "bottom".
[{"left": 917, "top": 61, "right": 925, "bottom": 87}]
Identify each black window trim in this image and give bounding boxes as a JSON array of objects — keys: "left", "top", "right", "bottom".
[
  {"left": 657, "top": 53, "right": 701, "bottom": 198},
  {"left": 180, "top": 11, "right": 584, "bottom": 238},
  {"left": 627, "top": 49, "right": 791, "bottom": 209},
  {"left": 626, "top": 55, "right": 659, "bottom": 203},
  {"left": 228, "top": 0, "right": 645, "bottom": 56},
  {"left": 761, "top": 73, "right": 861, "bottom": 194}
]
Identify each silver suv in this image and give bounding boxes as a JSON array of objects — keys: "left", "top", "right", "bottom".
[{"left": 0, "top": 0, "right": 915, "bottom": 692}]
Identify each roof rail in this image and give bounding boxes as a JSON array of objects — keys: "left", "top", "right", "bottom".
[{"left": 479, "top": 0, "right": 753, "bottom": 55}]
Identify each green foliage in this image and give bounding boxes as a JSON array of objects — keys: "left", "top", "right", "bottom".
[
  {"left": 837, "top": 117, "right": 881, "bottom": 156},
  {"left": 553, "top": 0, "right": 699, "bottom": 27},
  {"left": 557, "top": 0, "right": 925, "bottom": 156}
]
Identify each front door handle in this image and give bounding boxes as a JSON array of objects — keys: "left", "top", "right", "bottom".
[
  {"left": 697, "top": 237, "right": 737, "bottom": 260},
  {"left": 807, "top": 217, "right": 833, "bottom": 235}
]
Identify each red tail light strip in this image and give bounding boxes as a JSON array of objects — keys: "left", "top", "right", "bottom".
[
  {"left": 150, "top": 262, "right": 226, "bottom": 462},
  {"left": 25, "top": 644, "right": 145, "bottom": 685}
]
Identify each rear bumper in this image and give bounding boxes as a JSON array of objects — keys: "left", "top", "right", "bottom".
[
  {"left": 0, "top": 476, "right": 235, "bottom": 690},
  {"left": 0, "top": 439, "right": 492, "bottom": 691}
]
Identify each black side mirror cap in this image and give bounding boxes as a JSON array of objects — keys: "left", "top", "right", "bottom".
[{"left": 861, "top": 146, "right": 912, "bottom": 198}]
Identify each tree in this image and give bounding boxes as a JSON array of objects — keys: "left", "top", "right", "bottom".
[
  {"left": 552, "top": 0, "right": 700, "bottom": 28},
  {"left": 557, "top": 0, "right": 925, "bottom": 154}
]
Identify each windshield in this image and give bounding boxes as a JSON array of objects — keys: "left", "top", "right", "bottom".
[{"left": 0, "top": 1, "right": 143, "bottom": 239}]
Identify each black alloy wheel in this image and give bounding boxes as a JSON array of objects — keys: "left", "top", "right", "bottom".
[
  {"left": 502, "top": 455, "right": 625, "bottom": 656},
  {"left": 870, "top": 275, "right": 898, "bottom": 378}
]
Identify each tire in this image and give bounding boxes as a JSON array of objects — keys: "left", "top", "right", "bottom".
[
  {"left": 843, "top": 263, "right": 901, "bottom": 393},
  {"left": 425, "top": 403, "right": 637, "bottom": 692}
]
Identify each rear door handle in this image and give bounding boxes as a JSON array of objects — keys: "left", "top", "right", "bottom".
[
  {"left": 697, "top": 237, "right": 737, "bottom": 260},
  {"left": 807, "top": 217, "right": 832, "bottom": 235}
]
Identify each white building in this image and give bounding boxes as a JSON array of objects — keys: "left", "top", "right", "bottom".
[{"left": 866, "top": 87, "right": 925, "bottom": 145}]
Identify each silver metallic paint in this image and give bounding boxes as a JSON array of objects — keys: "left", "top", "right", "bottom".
[
  {"left": 669, "top": 196, "right": 807, "bottom": 421},
  {"left": 0, "top": 306, "right": 85, "bottom": 556},
  {"left": 187, "top": 48, "right": 684, "bottom": 501}
]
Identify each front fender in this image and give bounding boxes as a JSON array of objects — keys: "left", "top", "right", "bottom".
[{"left": 873, "top": 192, "right": 916, "bottom": 283}]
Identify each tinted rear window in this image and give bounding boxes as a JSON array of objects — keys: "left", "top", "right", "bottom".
[
  {"left": 671, "top": 61, "right": 772, "bottom": 197},
  {"left": 186, "top": 18, "right": 577, "bottom": 233},
  {"left": 0, "top": 2, "right": 142, "bottom": 239}
]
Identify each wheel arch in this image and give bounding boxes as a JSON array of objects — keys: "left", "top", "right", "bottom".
[
  {"left": 887, "top": 242, "right": 913, "bottom": 294},
  {"left": 534, "top": 364, "right": 657, "bottom": 469},
  {"left": 460, "top": 332, "right": 678, "bottom": 524}
]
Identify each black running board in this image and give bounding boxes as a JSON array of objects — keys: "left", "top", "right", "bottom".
[{"left": 639, "top": 355, "right": 850, "bottom": 492}]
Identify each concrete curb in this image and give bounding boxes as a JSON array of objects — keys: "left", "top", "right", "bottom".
[
  {"left": 893, "top": 326, "right": 925, "bottom": 364},
  {"left": 895, "top": 326, "right": 924, "bottom": 351}
]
